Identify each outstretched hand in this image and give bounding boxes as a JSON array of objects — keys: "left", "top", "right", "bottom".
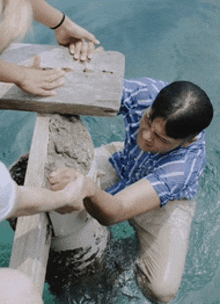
[
  {"left": 55, "top": 16, "right": 100, "bottom": 61},
  {"left": 50, "top": 167, "right": 86, "bottom": 214}
]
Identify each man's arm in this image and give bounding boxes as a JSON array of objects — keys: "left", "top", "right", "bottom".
[
  {"left": 83, "top": 177, "right": 160, "bottom": 225},
  {"left": 50, "top": 168, "right": 161, "bottom": 226}
]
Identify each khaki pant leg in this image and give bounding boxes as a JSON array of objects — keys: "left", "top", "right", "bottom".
[
  {"left": 94, "top": 141, "right": 124, "bottom": 190},
  {"left": 130, "top": 200, "right": 197, "bottom": 303}
]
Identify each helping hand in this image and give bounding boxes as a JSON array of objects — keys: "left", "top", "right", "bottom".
[
  {"left": 50, "top": 167, "right": 86, "bottom": 214},
  {"left": 49, "top": 167, "right": 81, "bottom": 191},
  {"left": 55, "top": 16, "right": 100, "bottom": 61}
]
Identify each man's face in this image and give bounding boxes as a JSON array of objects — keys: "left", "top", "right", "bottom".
[{"left": 137, "top": 108, "right": 186, "bottom": 154}]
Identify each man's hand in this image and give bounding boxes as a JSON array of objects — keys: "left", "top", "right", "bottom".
[
  {"left": 55, "top": 16, "right": 100, "bottom": 61},
  {"left": 50, "top": 167, "right": 86, "bottom": 214},
  {"left": 49, "top": 167, "right": 80, "bottom": 191},
  {"left": 55, "top": 172, "right": 86, "bottom": 214}
]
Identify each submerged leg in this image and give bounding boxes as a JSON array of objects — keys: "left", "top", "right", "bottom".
[{"left": 130, "top": 200, "right": 196, "bottom": 303}]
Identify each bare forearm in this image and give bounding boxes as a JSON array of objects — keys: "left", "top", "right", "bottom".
[
  {"left": 0, "top": 60, "right": 24, "bottom": 85},
  {"left": 29, "top": 0, "right": 63, "bottom": 29},
  {"left": 83, "top": 177, "right": 160, "bottom": 226},
  {"left": 83, "top": 177, "right": 123, "bottom": 226},
  {"left": 14, "top": 185, "right": 66, "bottom": 217}
]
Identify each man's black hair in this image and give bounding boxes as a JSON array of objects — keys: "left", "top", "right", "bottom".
[{"left": 151, "top": 81, "right": 214, "bottom": 139}]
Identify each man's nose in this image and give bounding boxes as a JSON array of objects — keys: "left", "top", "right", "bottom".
[{"left": 142, "top": 129, "right": 154, "bottom": 143}]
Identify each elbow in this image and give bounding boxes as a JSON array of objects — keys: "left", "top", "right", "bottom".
[
  {"left": 96, "top": 218, "right": 111, "bottom": 226},
  {"left": 83, "top": 197, "right": 123, "bottom": 226},
  {"left": 92, "top": 208, "right": 122, "bottom": 226},
  {"left": 96, "top": 215, "right": 115, "bottom": 226},
  {"left": 95, "top": 211, "right": 119, "bottom": 226}
]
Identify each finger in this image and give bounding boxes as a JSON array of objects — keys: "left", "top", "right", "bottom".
[
  {"left": 32, "top": 56, "right": 41, "bottom": 69},
  {"left": 80, "top": 41, "right": 88, "bottom": 61},
  {"left": 50, "top": 167, "right": 67, "bottom": 179},
  {"left": 82, "top": 30, "right": 100, "bottom": 45},
  {"left": 34, "top": 88, "right": 57, "bottom": 96},
  {"left": 69, "top": 43, "right": 75, "bottom": 55},
  {"left": 51, "top": 180, "right": 69, "bottom": 191},
  {"left": 49, "top": 172, "right": 69, "bottom": 185},
  {"left": 87, "top": 42, "right": 95, "bottom": 60},
  {"left": 73, "top": 41, "right": 82, "bottom": 60},
  {"left": 42, "top": 79, "right": 65, "bottom": 90},
  {"left": 43, "top": 69, "right": 66, "bottom": 82}
]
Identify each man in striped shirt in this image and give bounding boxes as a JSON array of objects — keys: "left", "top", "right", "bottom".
[{"left": 50, "top": 77, "right": 213, "bottom": 303}]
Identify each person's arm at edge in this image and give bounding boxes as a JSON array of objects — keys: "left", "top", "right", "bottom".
[
  {"left": 30, "top": 0, "right": 64, "bottom": 29},
  {"left": 29, "top": 0, "right": 100, "bottom": 60},
  {"left": 30, "top": 0, "right": 99, "bottom": 43},
  {"left": 11, "top": 179, "right": 84, "bottom": 218},
  {"left": 0, "top": 59, "right": 66, "bottom": 95},
  {"left": 82, "top": 177, "right": 160, "bottom": 226},
  {"left": 0, "top": 59, "right": 26, "bottom": 84}
]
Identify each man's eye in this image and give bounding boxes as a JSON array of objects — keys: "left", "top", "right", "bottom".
[
  {"left": 159, "top": 137, "right": 169, "bottom": 144},
  {"left": 155, "top": 133, "right": 168, "bottom": 144}
]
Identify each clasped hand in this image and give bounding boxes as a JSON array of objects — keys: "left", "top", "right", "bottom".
[{"left": 49, "top": 167, "right": 85, "bottom": 214}]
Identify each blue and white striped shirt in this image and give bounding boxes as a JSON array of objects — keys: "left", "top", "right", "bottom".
[{"left": 107, "top": 77, "right": 206, "bottom": 207}]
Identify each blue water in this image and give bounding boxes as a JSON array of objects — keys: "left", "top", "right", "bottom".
[{"left": 1, "top": 0, "right": 220, "bottom": 303}]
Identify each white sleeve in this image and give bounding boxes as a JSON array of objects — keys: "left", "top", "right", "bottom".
[{"left": 0, "top": 162, "right": 17, "bottom": 221}]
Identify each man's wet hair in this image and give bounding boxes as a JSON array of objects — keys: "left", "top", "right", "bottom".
[{"left": 151, "top": 81, "right": 214, "bottom": 139}]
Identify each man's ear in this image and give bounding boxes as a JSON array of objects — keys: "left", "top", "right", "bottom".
[{"left": 181, "top": 137, "right": 197, "bottom": 147}]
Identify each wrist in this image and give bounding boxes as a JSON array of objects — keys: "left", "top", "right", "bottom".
[
  {"left": 84, "top": 176, "right": 97, "bottom": 198},
  {"left": 50, "top": 13, "right": 65, "bottom": 30},
  {"left": 0, "top": 60, "right": 25, "bottom": 86},
  {"left": 54, "top": 15, "right": 72, "bottom": 33},
  {"left": 13, "top": 65, "right": 28, "bottom": 88}
]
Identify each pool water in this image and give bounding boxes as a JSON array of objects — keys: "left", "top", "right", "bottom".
[{"left": 1, "top": 0, "right": 220, "bottom": 303}]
